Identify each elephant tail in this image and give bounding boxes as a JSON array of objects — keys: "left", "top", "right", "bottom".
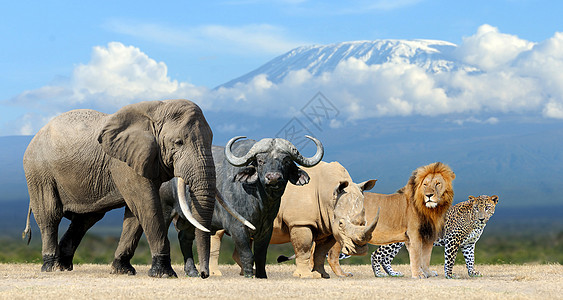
[
  {"left": 277, "top": 254, "right": 296, "bottom": 263},
  {"left": 22, "top": 204, "right": 32, "bottom": 245}
]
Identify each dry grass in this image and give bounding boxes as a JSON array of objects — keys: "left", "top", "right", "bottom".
[{"left": 1, "top": 263, "right": 561, "bottom": 299}]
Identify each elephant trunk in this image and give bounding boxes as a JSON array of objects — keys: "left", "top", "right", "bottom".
[
  {"left": 176, "top": 153, "right": 217, "bottom": 279},
  {"left": 190, "top": 192, "right": 214, "bottom": 279},
  {"left": 176, "top": 178, "right": 210, "bottom": 233}
]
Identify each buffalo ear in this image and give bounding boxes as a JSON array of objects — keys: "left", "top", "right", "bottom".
[
  {"left": 333, "top": 181, "right": 349, "bottom": 198},
  {"left": 235, "top": 166, "right": 259, "bottom": 184},
  {"left": 358, "top": 179, "right": 377, "bottom": 192},
  {"left": 289, "top": 165, "right": 310, "bottom": 186},
  {"left": 97, "top": 102, "right": 160, "bottom": 179}
]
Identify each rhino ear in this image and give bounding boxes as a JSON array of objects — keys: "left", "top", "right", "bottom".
[
  {"left": 97, "top": 102, "right": 160, "bottom": 179},
  {"left": 234, "top": 166, "right": 259, "bottom": 184},
  {"left": 358, "top": 179, "right": 377, "bottom": 192},
  {"left": 289, "top": 165, "right": 310, "bottom": 186}
]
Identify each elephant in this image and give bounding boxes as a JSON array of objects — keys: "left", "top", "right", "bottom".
[{"left": 21, "top": 99, "right": 251, "bottom": 278}]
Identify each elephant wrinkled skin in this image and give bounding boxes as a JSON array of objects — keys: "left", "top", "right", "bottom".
[{"left": 22, "top": 99, "right": 219, "bottom": 278}]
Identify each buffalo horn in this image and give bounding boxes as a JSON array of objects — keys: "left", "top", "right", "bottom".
[
  {"left": 224, "top": 136, "right": 273, "bottom": 167},
  {"left": 276, "top": 136, "right": 324, "bottom": 167}
]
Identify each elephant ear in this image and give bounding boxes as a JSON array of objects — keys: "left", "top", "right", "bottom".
[{"left": 97, "top": 102, "right": 160, "bottom": 179}]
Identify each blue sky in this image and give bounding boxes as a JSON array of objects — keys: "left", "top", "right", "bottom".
[{"left": 1, "top": 0, "right": 562, "bottom": 136}]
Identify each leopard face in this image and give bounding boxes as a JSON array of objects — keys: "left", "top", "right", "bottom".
[{"left": 469, "top": 195, "right": 499, "bottom": 225}]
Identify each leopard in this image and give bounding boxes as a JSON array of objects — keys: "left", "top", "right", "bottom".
[{"left": 371, "top": 195, "right": 499, "bottom": 279}]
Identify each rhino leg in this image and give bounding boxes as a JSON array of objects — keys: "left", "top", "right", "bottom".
[
  {"left": 290, "top": 225, "right": 321, "bottom": 279},
  {"left": 209, "top": 230, "right": 225, "bottom": 276}
]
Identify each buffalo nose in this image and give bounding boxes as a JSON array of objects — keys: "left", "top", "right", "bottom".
[{"left": 265, "top": 172, "right": 281, "bottom": 185}]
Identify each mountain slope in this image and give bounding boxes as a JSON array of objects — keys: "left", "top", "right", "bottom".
[{"left": 219, "top": 39, "right": 474, "bottom": 88}]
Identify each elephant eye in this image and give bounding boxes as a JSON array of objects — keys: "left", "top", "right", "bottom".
[{"left": 174, "top": 139, "right": 184, "bottom": 146}]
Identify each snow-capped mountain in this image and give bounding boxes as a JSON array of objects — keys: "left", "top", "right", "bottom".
[{"left": 219, "top": 39, "right": 474, "bottom": 88}]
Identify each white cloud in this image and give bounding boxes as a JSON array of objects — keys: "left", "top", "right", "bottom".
[
  {"left": 455, "top": 24, "right": 535, "bottom": 71},
  {"left": 9, "top": 42, "right": 208, "bottom": 134},
  {"left": 450, "top": 116, "right": 499, "bottom": 126},
  {"left": 12, "top": 42, "right": 207, "bottom": 109},
  {"left": 7, "top": 25, "right": 563, "bottom": 135}
]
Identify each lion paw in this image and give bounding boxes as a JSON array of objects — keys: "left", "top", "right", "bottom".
[{"left": 413, "top": 271, "right": 429, "bottom": 279}]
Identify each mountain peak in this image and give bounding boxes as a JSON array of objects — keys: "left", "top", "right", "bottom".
[{"left": 218, "top": 39, "right": 461, "bottom": 88}]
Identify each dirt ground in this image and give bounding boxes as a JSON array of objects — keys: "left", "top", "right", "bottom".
[{"left": 0, "top": 263, "right": 561, "bottom": 299}]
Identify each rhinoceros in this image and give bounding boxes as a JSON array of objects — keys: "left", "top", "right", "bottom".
[{"left": 209, "top": 161, "right": 378, "bottom": 278}]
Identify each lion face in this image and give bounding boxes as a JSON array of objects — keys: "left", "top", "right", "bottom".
[{"left": 420, "top": 173, "right": 448, "bottom": 208}]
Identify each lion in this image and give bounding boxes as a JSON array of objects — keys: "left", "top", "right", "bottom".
[{"left": 327, "top": 162, "right": 455, "bottom": 278}]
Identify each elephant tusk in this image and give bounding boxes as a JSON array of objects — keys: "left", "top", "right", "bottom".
[
  {"left": 215, "top": 189, "right": 256, "bottom": 230},
  {"left": 177, "top": 177, "right": 210, "bottom": 233}
]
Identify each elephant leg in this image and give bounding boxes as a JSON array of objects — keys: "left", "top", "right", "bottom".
[
  {"left": 312, "top": 237, "right": 336, "bottom": 279},
  {"left": 58, "top": 212, "right": 105, "bottom": 271},
  {"left": 30, "top": 184, "right": 63, "bottom": 272},
  {"left": 209, "top": 229, "right": 225, "bottom": 276},
  {"left": 178, "top": 228, "right": 199, "bottom": 277},
  {"left": 231, "top": 245, "right": 251, "bottom": 276},
  {"left": 327, "top": 241, "right": 350, "bottom": 277},
  {"left": 290, "top": 226, "right": 319, "bottom": 278},
  {"left": 112, "top": 207, "right": 143, "bottom": 275},
  {"left": 40, "top": 223, "right": 62, "bottom": 272},
  {"left": 112, "top": 166, "right": 175, "bottom": 278}
]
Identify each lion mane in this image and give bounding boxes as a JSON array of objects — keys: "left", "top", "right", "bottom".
[{"left": 398, "top": 162, "right": 455, "bottom": 242}]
